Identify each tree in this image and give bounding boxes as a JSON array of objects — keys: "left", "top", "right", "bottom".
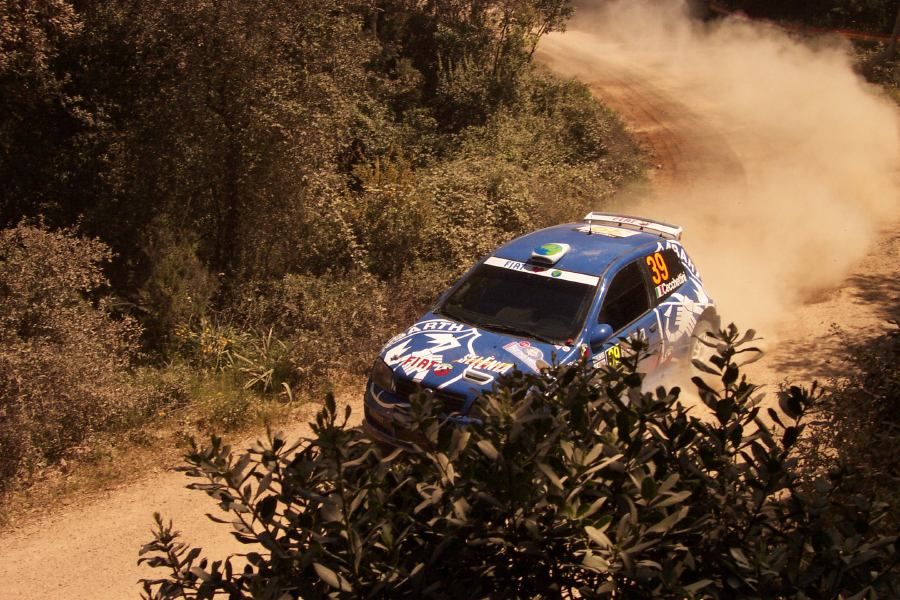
[
  {"left": 373, "top": 0, "right": 572, "bottom": 129},
  {"left": 68, "top": 0, "right": 378, "bottom": 283},
  {"left": 0, "top": 0, "right": 83, "bottom": 228},
  {"left": 886, "top": 1, "right": 900, "bottom": 60}
]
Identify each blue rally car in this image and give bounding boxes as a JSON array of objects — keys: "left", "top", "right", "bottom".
[{"left": 363, "top": 213, "right": 718, "bottom": 446}]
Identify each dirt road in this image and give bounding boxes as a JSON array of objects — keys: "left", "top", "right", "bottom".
[
  {"left": 536, "top": 17, "right": 899, "bottom": 388},
  {"left": 2, "top": 16, "right": 898, "bottom": 600}
]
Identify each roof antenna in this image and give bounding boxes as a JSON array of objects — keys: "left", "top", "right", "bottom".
[{"left": 587, "top": 213, "right": 593, "bottom": 235}]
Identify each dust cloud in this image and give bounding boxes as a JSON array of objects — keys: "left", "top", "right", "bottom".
[{"left": 540, "top": 0, "right": 900, "bottom": 338}]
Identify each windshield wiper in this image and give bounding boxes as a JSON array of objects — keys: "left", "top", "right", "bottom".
[{"left": 479, "top": 322, "right": 557, "bottom": 345}]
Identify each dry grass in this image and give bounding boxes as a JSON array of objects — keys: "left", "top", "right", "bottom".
[{"left": 0, "top": 372, "right": 307, "bottom": 530}]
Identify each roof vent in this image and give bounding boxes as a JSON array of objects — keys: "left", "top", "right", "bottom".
[{"left": 530, "top": 243, "right": 570, "bottom": 265}]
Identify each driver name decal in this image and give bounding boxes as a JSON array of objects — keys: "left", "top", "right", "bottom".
[{"left": 654, "top": 271, "right": 687, "bottom": 298}]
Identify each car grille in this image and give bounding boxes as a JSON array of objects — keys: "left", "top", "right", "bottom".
[
  {"left": 394, "top": 378, "right": 469, "bottom": 415},
  {"left": 364, "top": 405, "right": 392, "bottom": 436}
]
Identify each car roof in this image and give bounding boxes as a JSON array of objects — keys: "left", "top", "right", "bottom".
[{"left": 491, "top": 222, "right": 664, "bottom": 277}]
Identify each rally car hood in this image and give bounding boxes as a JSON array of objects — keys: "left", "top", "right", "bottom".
[{"left": 379, "top": 313, "right": 579, "bottom": 394}]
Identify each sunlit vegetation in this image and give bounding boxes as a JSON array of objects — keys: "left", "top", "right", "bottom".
[{"left": 0, "top": 1, "right": 642, "bottom": 489}]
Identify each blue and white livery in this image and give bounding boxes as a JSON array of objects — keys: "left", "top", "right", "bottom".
[{"left": 364, "top": 213, "right": 717, "bottom": 446}]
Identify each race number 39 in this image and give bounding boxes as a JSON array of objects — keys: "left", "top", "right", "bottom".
[
  {"left": 646, "top": 252, "right": 669, "bottom": 285},
  {"left": 606, "top": 345, "right": 621, "bottom": 368}
]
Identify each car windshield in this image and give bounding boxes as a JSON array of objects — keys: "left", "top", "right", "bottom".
[{"left": 437, "top": 264, "right": 596, "bottom": 343}]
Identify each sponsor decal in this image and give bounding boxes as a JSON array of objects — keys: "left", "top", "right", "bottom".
[
  {"left": 386, "top": 320, "right": 480, "bottom": 362},
  {"left": 654, "top": 271, "right": 687, "bottom": 298},
  {"left": 387, "top": 318, "right": 474, "bottom": 346},
  {"left": 606, "top": 344, "right": 622, "bottom": 368},
  {"left": 645, "top": 251, "right": 670, "bottom": 285},
  {"left": 607, "top": 215, "right": 650, "bottom": 227},
  {"left": 456, "top": 354, "right": 514, "bottom": 375},
  {"left": 531, "top": 243, "right": 570, "bottom": 265},
  {"left": 503, "top": 340, "right": 550, "bottom": 372},
  {"left": 400, "top": 355, "right": 442, "bottom": 371},
  {"left": 484, "top": 257, "right": 599, "bottom": 286},
  {"left": 659, "top": 282, "right": 713, "bottom": 346},
  {"left": 657, "top": 240, "right": 699, "bottom": 278},
  {"left": 576, "top": 224, "right": 639, "bottom": 238},
  {"left": 383, "top": 319, "right": 484, "bottom": 383},
  {"left": 535, "top": 243, "right": 563, "bottom": 256},
  {"left": 395, "top": 352, "right": 445, "bottom": 382},
  {"left": 434, "top": 363, "right": 453, "bottom": 377}
]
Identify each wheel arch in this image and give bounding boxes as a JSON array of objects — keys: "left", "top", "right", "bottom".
[{"left": 698, "top": 307, "right": 720, "bottom": 330}]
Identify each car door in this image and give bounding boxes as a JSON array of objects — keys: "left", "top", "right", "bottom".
[
  {"left": 643, "top": 246, "right": 690, "bottom": 366},
  {"left": 593, "top": 259, "right": 663, "bottom": 373}
]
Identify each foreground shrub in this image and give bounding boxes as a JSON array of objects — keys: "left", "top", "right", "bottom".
[
  {"left": 803, "top": 320, "right": 900, "bottom": 516},
  {"left": 0, "top": 224, "right": 148, "bottom": 486},
  {"left": 140, "top": 326, "right": 898, "bottom": 598}
]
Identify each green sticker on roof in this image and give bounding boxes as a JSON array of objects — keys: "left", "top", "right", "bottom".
[
  {"left": 531, "top": 242, "right": 570, "bottom": 265},
  {"left": 536, "top": 243, "right": 562, "bottom": 255}
]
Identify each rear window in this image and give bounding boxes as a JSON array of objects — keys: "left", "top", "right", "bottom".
[{"left": 644, "top": 249, "right": 687, "bottom": 302}]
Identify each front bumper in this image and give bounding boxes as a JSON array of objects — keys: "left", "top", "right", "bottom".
[
  {"left": 362, "top": 379, "right": 480, "bottom": 449},
  {"left": 362, "top": 379, "right": 426, "bottom": 449}
]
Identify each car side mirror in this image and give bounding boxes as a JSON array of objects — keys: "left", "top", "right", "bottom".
[{"left": 590, "top": 323, "right": 614, "bottom": 351}]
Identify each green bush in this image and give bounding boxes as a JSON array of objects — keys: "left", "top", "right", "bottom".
[
  {"left": 351, "top": 157, "right": 432, "bottom": 279},
  {"left": 0, "top": 224, "right": 152, "bottom": 486},
  {"left": 136, "top": 229, "right": 218, "bottom": 354},
  {"left": 139, "top": 326, "right": 899, "bottom": 598},
  {"left": 416, "top": 157, "right": 536, "bottom": 266},
  {"left": 348, "top": 67, "right": 641, "bottom": 280},
  {"left": 802, "top": 321, "right": 900, "bottom": 516},
  {"left": 231, "top": 272, "right": 392, "bottom": 387}
]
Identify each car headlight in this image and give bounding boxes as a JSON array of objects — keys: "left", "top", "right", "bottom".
[{"left": 371, "top": 357, "right": 395, "bottom": 393}]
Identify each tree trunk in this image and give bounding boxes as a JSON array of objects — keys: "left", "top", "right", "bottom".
[
  {"left": 887, "top": 2, "right": 900, "bottom": 61},
  {"left": 492, "top": 13, "right": 511, "bottom": 78}
]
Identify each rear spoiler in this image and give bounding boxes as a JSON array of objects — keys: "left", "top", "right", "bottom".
[{"left": 583, "top": 212, "right": 683, "bottom": 241}]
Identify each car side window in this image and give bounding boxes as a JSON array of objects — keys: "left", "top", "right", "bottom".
[
  {"left": 644, "top": 248, "right": 687, "bottom": 303},
  {"left": 598, "top": 261, "right": 651, "bottom": 333}
]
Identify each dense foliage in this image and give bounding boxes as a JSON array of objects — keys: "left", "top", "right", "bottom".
[
  {"left": 0, "top": 0, "right": 638, "bottom": 356},
  {"left": 0, "top": 0, "right": 644, "bottom": 485},
  {"left": 719, "top": 0, "right": 899, "bottom": 33},
  {"left": 1, "top": 0, "right": 630, "bottom": 320},
  {"left": 140, "top": 327, "right": 898, "bottom": 598},
  {"left": 802, "top": 320, "right": 900, "bottom": 517},
  {"left": 0, "top": 225, "right": 152, "bottom": 484}
]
